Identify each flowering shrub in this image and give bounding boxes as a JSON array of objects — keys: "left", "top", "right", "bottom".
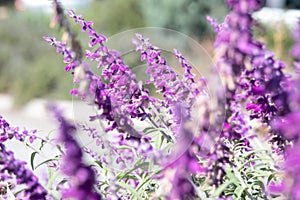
[{"left": 1, "top": 0, "right": 300, "bottom": 199}]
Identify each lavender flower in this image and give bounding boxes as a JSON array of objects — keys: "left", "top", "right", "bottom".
[
  {"left": 51, "top": 106, "right": 102, "bottom": 200},
  {"left": 211, "top": 0, "right": 289, "bottom": 151},
  {"left": 133, "top": 34, "right": 200, "bottom": 136},
  {"left": 63, "top": 10, "right": 155, "bottom": 138},
  {"left": 0, "top": 143, "right": 47, "bottom": 199},
  {"left": 43, "top": 36, "right": 78, "bottom": 71},
  {"left": 0, "top": 115, "right": 37, "bottom": 143},
  {"left": 174, "top": 49, "right": 200, "bottom": 96}
]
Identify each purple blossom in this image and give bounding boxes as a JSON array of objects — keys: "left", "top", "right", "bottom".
[
  {"left": 0, "top": 115, "right": 37, "bottom": 143},
  {"left": 133, "top": 34, "right": 200, "bottom": 134},
  {"left": 202, "top": 0, "right": 265, "bottom": 191},
  {"left": 43, "top": 36, "right": 78, "bottom": 71},
  {"left": 0, "top": 143, "right": 47, "bottom": 199},
  {"left": 213, "top": 0, "right": 288, "bottom": 150},
  {"left": 173, "top": 49, "right": 200, "bottom": 96},
  {"left": 206, "top": 16, "right": 221, "bottom": 32},
  {"left": 64, "top": 10, "right": 154, "bottom": 138},
  {"left": 50, "top": 106, "right": 102, "bottom": 200}
]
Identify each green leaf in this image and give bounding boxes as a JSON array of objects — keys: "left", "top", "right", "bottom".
[
  {"left": 95, "top": 160, "right": 103, "bottom": 168},
  {"left": 35, "top": 158, "right": 59, "bottom": 170},
  {"left": 30, "top": 151, "right": 38, "bottom": 170},
  {"left": 243, "top": 149, "right": 268, "bottom": 159},
  {"left": 14, "top": 188, "right": 26, "bottom": 196},
  {"left": 142, "top": 127, "right": 157, "bottom": 134},
  {"left": 116, "top": 181, "right": 143, "bottom": 200},
  {"left": 267, "top": 173, "right": 276, "bottom": 184},
  {"left": 136, "top": 177, "right": 151, "bottom": 191},
  {"left": 212, "top": 181, "right": 234, "bottom": 198},
  {"left": 47, "top": 167, "right": 54, "bottom": 189},
  {"left": 238, "top": 158, "right": 271, "bottom": 171},
  {"left": 117, "top": 162, "right": 149, "bottom": 180},
  {"left": 39, "top": 139, "right": 46, "bottom": 151},
  {"left": 225, "top": 168, "right": 239, "bottom": 182},
  {"left": 233, "top": 185, "right": 246, "bottom": 200}
]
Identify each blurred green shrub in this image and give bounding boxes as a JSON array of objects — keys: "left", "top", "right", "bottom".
[
  {"left": 83, "top": 0, "right": 146, "bottom": 35},
  {"left": 0, "top": 13, "right": 73, "bottom": 106},
  {"left": 254, "top": 22, "right": 294, "bottom": 67},
  {"left": 139, "top": 0, "right": 227, "bottom": 40}
]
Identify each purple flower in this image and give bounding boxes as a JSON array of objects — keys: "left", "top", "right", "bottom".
[
  {"left": 173, "top": 49, "right": 200, "bottom": 96},
  {"left": 206, "top": 16, "right": 222, "bottom": 32},
  {"left": 133, "top": 34, "right": 200, "bottom": 134},
  {"left": 0, "top": 115, "right": 37, "bottom": 143},
  {"left": 0, "top": 144, "right": 47, "bottom": 199},
  {"left": 43, "top": 36, "right": 78, "bottom": 70},
  {"left": 50, "top": 106, "right": 102, "bottom": 200},
  {"left": 64, "top": 10, "right": 153, "bottom": 138}
]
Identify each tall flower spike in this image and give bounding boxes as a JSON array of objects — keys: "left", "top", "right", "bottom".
[
  {"left": 173, "top": 49, "right": 200, "bottom": 96},
  {"left": 43, "top": 36, "right": 78, "bottom": 71},
  {"left": 133, "top": 34, "right": 198, "bottom": 130},
  {"left": 65, "top": 10, "right": 154, "bottom": 138},
  {"left": 50, "top": 105, "right": 102, "bottom": 200},
  {"left": 201, "top": 0, "right": 265, "bottom": 194}
]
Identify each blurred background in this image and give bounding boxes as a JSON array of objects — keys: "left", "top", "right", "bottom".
[
  {"left": 0, "top": 0, "right": 228, "bottom": 107},
  {"left": 0, "top": 0, "right": 299, "bottom": 107}
]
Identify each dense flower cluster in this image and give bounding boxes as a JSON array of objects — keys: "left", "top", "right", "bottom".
[{"left": 45, "top": 10, "right": 156, "bottom": 140}]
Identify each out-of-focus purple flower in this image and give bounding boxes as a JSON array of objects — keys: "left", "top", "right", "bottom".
[
  {"left": 272, "top": 111, "right": 300, "bottom": 140},
  {"left": 203, "top": 0, "right": 265, "bottom": 192},
  {"left": 214, "top": 0, "right": 289, "bottom": 152},
  {"left": 270, "top": 145, "right": 300, "bottom": 199},
  {"left": 50, "top": 106, "right": 102, "bottom": 200},
  {"left": 0, "top": 143, "right": 47, "bottom": 199},
  {"left": 270, "top": 72, "right": 300, "bottom": 198},
  {"left": 161, "top": 112, "right": 202, "bottom": 200}
]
